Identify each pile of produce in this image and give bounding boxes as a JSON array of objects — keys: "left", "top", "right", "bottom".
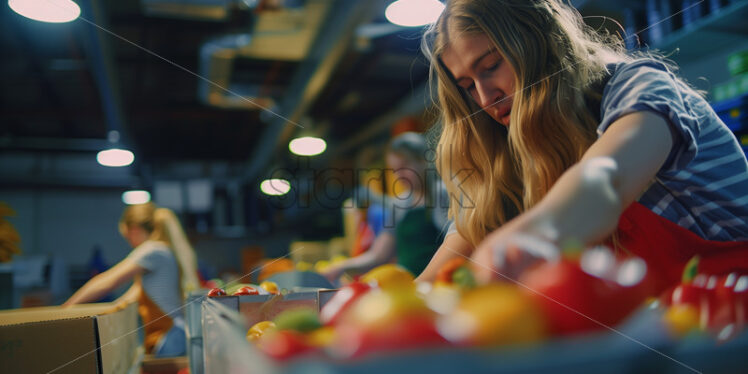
[
  {"left": 207, "top": 280, "right": 281, "bottom": 297},
  {"left": 208, "top": 246, "right": 746, "bottom": 362}
]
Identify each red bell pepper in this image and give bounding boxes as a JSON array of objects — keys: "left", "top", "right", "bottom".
[
  {"left": 331, "top": 314, "right": 447, "bottom": 358},
  {"left": 232, "top": 286, "right": 260, "bottom": 296},
  {"left": 662, "top": 256, "right": 748, "bottom": 338},
  {"left": 319, "top": 282, "right": 371, "bottom": 326},
  {"left": 207, "top": 288, "right": 227, "bottom": 297},
  {"left": 519, "top": 254, "right": 656, "bottom": 335},
  {"left": 258, "top": 330, "right": 317, "bottom": 361}
]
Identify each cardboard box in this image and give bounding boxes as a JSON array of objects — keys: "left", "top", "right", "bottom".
[
  {"left": 0, "top": 302, "right": 141, "bottom": 374},
  {"left": 141, "top": 355, "right": 188, "bottom": 373}
]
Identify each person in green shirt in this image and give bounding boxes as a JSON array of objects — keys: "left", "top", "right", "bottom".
[{"left": 322, "top": 132, "right": 450, "bottom": 281}]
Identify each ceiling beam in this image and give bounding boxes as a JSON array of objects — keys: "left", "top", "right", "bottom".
[
  {"left": 79, "top": 0, "right": 131, "bottom": 146},
  {"left": 333, "top": 81, "right": 432, "bottom": 157},
  {"left": 14, "top": 21, "right": 77, "bottom": 136},
  {"left": 0, "top": 137, "right": 111, "bottom": 152},
  {"left": 0, "top": 175, "right": 141, "bottom": 189},
  {"left": 241, "top": 0, "right": 378, "bottom": 183}
]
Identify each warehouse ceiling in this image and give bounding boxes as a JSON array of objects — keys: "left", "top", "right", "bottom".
[
  {"left": 0, "top": 0, "right": 432, "bottom": 188},
  {"left": 0, "top": 0, "right": 635, "bottom": 237},
  {"left": 0, "top": 0, "right": 616, "bottom": 192}
]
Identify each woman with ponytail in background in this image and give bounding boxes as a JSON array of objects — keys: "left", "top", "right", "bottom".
[{"left": 64, "top": 202, "right": 199, "bottom": 357}]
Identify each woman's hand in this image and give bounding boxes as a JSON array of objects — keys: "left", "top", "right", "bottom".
[
  {"left": 321, "top": 232, "right": 397, "bottom": 284},
  {"left": 415, "top": 232, "right": 474, "bottom": 283},
  {"left": 321, "top": 264, "right": 345, "bottom": 283},
  {"left": 470, "top": 229, "right": 561, "bottom": 284}
]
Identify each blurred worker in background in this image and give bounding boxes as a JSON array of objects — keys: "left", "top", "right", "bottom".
[
  {"left": 323, "top": 132, "right": 451, "bottom": 281},
  {"left": 64, "top": 202, "right": 199, "bottom": 357}
]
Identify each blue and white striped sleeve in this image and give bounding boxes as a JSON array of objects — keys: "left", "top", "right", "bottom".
[{"left": 599, "top": 59, "right": 702, "bottom": 172}]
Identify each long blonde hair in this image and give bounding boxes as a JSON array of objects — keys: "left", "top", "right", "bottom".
[
  {"left": 120, "top": 202, "right": 200, "bottom": 298},
  {"left": 423, "top": 0, "right": 630, "bottom": 246}
]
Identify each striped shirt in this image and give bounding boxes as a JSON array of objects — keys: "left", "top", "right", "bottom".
[{"left": 599, "top": 59, "right": 748, "bottom": 241}]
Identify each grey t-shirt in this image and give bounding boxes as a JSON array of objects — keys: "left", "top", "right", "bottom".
[{"left": 127, "top": 240, "right": 183, "bottom": 318}]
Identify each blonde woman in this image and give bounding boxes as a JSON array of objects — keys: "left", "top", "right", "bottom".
[
  {"left": 64, "top": 202, "right": 199, "bottom": 357},
  {"left": 416, "top": 0, "right": 748, "bottom": 284}
]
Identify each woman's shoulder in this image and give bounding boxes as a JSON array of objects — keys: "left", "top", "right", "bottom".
[
  {"left": 612, "top": 56, "right": 669, "bottom": 68},
  {"left": 607, "top": 57, "right": 673, "bottom": 76},
  {"left": 602, "top": 57, "right": 681, "bottom": 96},
  {"left": 598, "top": 55, "right": 702, "bottom": 125},
  {"left": 128, "top": 241, "right": 175, "bottom": 270},
  {"left": 131, "top": 240, "right": 173, "bottom": 259},
  {"left": 135, "top": 240, "right": 170, "bottom": 251}
]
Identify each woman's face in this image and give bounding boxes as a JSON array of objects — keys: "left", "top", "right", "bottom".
[
  {"left": 441, "top": 33, "right": 517, "bottom": 127},
  {"left": 122, "top": 224, "right": 148, "bottom": 248}
]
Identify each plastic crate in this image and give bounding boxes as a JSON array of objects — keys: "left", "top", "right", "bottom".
[
  {"left": 200, "top": 292, "right": 322, "bottom": 374},
  {"left": 712, "top": 92, "right": 748, "bottom": 132},
  {"left": 266, "top": 270, "right": 335, "bottom": 290},
  {"left": 728, "top": 50, "right": 748, "bottom": 76},
  {"left": 712, "top": 74, "right": 748, "bottom": 102},
  {"left": 185, "top": 289, "right": 208, "bottom": 374},
  {"left": 739, "top": 133, "right": 748, "bottom": 155}
]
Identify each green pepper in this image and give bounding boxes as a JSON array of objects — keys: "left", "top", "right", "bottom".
[
  {"left": 452, "top": 266, "right": 476, "bottom": 289},
  {"left": 273, "top": 308, "right": 322, "bottom": 333}
]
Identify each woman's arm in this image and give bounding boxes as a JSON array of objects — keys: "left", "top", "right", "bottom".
[
  {"left": 322, "top": 231, "right": 397, "bottom": 281},
  {"left": 114, "top": 281, "right": 141, "bottom": 307},
  {"left": 471, "top": 111, "right": 674, "bottom": 282},
  {"left": 63, "top": 258, "right": 143, "bottom": 306},
  {"left": 415, "top": 232, "right": 473, "bottom": 282}
]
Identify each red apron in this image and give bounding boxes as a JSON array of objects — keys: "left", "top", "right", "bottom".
[{"left": 614, "top": 202, "right": 748, "bottom": 292}]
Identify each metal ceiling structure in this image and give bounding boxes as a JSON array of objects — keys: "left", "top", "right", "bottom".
[{"left": 1, "top": 0, "right": 434, "bottom": 191}]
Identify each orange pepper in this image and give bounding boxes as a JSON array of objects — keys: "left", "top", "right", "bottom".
[{"left": 435, "top": 257, "right": 467, "bottom": 284}]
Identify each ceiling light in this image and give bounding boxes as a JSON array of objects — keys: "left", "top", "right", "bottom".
[
  {"left": 260, "top": 179, "right": 291, "bottom": 196},
  {"left": 97, "top": 148, "right": 134, "bottom": 167},
  {"left": 289, "top": 136, "right": 326, "bottom": 156},
  {"left": 385, "top": 0, "right": 444, "bottom": 27},
  {"left": 122, "top": 190, "right": 151, "bottom": 205},
  {"left": 8, "top": 0, "right": 81, "bottom": 23}
]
